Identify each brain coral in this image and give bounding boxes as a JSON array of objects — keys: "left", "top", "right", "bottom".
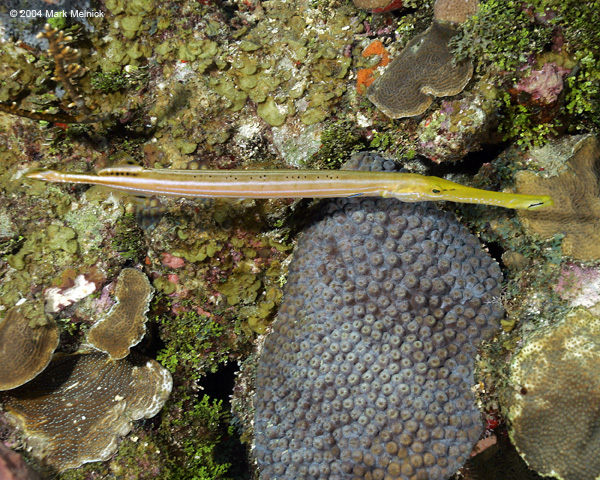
[
  {"left": 505, "top": 308, "right": 600, "bottom": 480},
  {"left": 434, "top": 0, "right": 479, "bottom": 24},
  {"left": 87, "top": 268, "right": 153, "bottom": 360},
  {"left": 516, "top": 135, "right": 600, "bottom": 261},
  {"left": 2, "top": 352, "right": 172, "bottom": 471},
  {"left": 253, "top": 152, "right": 504, "bottom": 479},
  {"left": 367, "top": 21, "right": 473, "bottom": 118},
  {"left": 0, "top": 307, "right": 58, "bottom": 391}
]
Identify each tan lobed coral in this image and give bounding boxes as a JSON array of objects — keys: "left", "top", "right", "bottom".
[
  {"left": 504, "top": 308, "right": 600, "bottom": 480},
  {"left": 2, "top": 352, "right": 172, "bottom": 472},
  {"left": 87, "top": 268, "right": 153, "bottom": 360},
  {"left": 434, "top": 0, "right": 480, "bottom": 24},
  {"left": 516, "top": 135, "right": 600, "bottom": 261},
  {"left": 367, "top": 21, "right": 473, "bottom": 118},
  {"left": 0, "top": 307, "right": 58, "bottom": 391}
]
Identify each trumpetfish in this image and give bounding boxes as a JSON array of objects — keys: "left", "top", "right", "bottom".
[{"left": 26, "top": 164, "right": 553, "bottom": 210}]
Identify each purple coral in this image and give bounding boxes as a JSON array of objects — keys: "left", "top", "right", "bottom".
[{"left": 253, "top": 152, "right": 504, "bottom": 479}]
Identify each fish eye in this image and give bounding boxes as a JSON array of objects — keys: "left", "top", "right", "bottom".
[{"left": 431, "top": 187, "right": 442, "bottom": 194}]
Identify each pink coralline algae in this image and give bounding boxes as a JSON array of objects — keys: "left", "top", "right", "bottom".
[
  {"left": 417, "top": 96, "right": 490, "bottom": 163},
  {"left": 162, "top": 252, "right": 186, "bottom": 269},
  {"left": 514, "top": 63, "right": 571, "bottom": 105},
  {"left": 555, "top": 263, "right": 600, "bottom": 311}
]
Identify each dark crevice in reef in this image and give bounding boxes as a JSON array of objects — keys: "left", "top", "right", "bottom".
[
  {"left": 486, "top": 241, "right": 505, "bottom": 269},
  {"left": 199, "top": 362, "right": 251, "bottom": 480},
  {"left": 428, "top": 142, "right": 508, "bottom": 178},
  {"left": 198, "top": 361, "right": 237, "bottom": 407}
]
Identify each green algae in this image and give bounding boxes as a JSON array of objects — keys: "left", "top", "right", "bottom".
[
  {"left": 156, "top": 309, "right": 233, "bottom": 378},
  {"left": 172, "top": 237, "right": 221, "bottom": 263},
  {"left": 257, "top": 97, "right": 288, "bottom": 127},
  {"left": 7, "top": 226, "right": 77, "bottom": 271},
  {"left": 216, "top": 263, "right": 262, "bottom": 306},
  {"left": 111, "top": 214, "right": 147, "bottom": 262},
  {"left": 153, "top": 276, "right": 177, "bottom": 295},
  {"left": 157, "top": 389, "right": 235, "bottom": 479},
  {"left": 55, "top": 388, "right": 235, "bottom": 480},
  {"left": 453, "top": 0, "right": 600, "bottom": 143},
  {"left": 306, "top": 119, "right": 365, "bottom": 169},
  {"left": 242, "top": 285, "right": 283, "bottom": 335}
]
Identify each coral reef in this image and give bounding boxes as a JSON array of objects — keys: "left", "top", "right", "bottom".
[
  {"left": 2, "top": 352, "right": 172, "bottom": 472},
  {"left": 1, "top": 0, "right": 600, "bottom": 477},
  {"left": 512, "top": 63, "right": 571, "bottom": 106},
  {"left": 504, "top": 308, "right": 600, "bottom": 480},
  {"left": 253, "top": 152, "right": 503, "bottom": 479},
  {"left": 367, "top": 21, "right": 473, "bottom": 118},
  {"left": 0, "top": 306, "right": 59, "bottom": 390},
  {"left": 415, "top": 87, "right": 496, "bottom": 163},
  {"left": 516, "top": 135, "right": 600, "bottom": 261},
  {"left": 87, "top": 268, "right": 153, "bottom": 360},
  {"left": 453, "top": 0, "right": 600, "bottom": 144}
]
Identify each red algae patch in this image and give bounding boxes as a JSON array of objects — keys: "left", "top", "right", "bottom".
[{"left": 357, "top": 40, "right": 391, "bottom": 94}]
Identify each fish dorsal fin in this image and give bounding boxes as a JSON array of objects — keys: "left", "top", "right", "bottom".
[
  {"left": 97, "top": 152, "right": 145, "bottom": 175},
  {"left": 97, "top": 164, "right": 145, "bottom": 175}
]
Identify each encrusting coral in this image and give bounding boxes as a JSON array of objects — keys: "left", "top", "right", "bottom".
[
  {"left": 87, "top": 268, "right": 154, "bottom": 360},
  {"left": 516, "top": 135, "right": 600, "bottom": 261},
  {"left": 2, "top": 352, "right": 172, "bottom": 472},
  {"left": 253, "top": 152, "right": 504, "bottom": 479},
  {"left": 504, "top": 308, "right": 600, "bottom": 480},
  {"left": 367, "top": 20, "right": 473, "bottom": 118},
  {"left": 0, "top": 306, "right": 59, "bottom": 391}
]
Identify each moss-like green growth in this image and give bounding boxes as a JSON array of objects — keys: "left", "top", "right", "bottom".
[
  {"left": 57, "top": 388, "right": 235, "bottom": 479},
  {"left": 156, "top": 308, "right": 243, "bottom": 379},
  {"left": 453, "top": 0, "right": 551, "bottom": 72},
  {"left": 157, "top": 390, "right": 233, "bottom": 479},
  {"left": 91, "top": 66, "right": 148, "bottom": 94},
  {"left": 453, "top": 0, "right": 600, "bottom": 141},
  {"left": 91, "top": 70, "right": 130, "bottom": 93},
  {"left": 305, "top": 119, "right": 366, "bottom": 169},
  {"left": 111, "top": 213, "right": 147, "bottom": 261},
  {"left": 497, "top": 90, "right": 562, "bottom": 148}
]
